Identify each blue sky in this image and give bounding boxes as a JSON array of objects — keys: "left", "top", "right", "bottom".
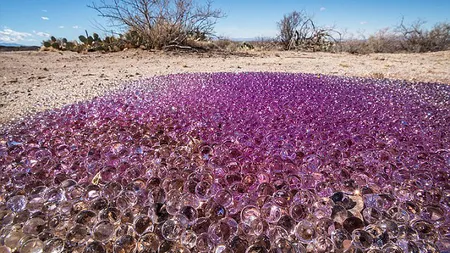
[{"left": 0, "top": 0, "right": 449, "bottom": 45}]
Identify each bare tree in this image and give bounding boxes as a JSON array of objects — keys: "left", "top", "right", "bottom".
[
  {"left": 89, "top": 0, "right": 225, "bottom": 49},
  {"left": 277, "top": 11, "right": 340, "bottom": 51},
  {"left": 396, "top": 17, "right": 450, "bottom": 52},
  {"left": 277, "top": 11, "right": 304, "bottom": 50},
  {"left": 396, "top": 17, "right": 428, "bottom": 52}
]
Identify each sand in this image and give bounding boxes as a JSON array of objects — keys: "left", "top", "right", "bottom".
[{"left": 1, "top": 49, "right": 449, "bottom": 125}]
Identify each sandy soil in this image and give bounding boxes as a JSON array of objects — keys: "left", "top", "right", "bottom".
[{"left": 1, "top": 49, "right": 449, "bottom": 125}]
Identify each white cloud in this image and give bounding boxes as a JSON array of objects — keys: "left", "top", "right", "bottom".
[
  {"left": 72, "top": 25, "right": 80, "bottom": 29},
  {"left": 41, "top": 16, "right": 49, "bottom": 20},
  {"left": 320, "top": 7, "right": 326, "bottom": 11},
  {"left": 360, "top": 21, "right": 367, "bottom": 25},
  {"left": 59, "top": 26, "right": 65, "bottom": 29},
  {"left": 0, "top": 27, "right": 33, "bottom": 43},
  {"left": 33, "top": 30, "right": 51, "bottom": 37},
  {"left": 42, "top": 10, "right": 47, "bottom": 12}
]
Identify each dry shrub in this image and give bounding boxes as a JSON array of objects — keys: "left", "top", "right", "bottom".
[
  {"left": 277, "top": 11, "right": 341, "bottom": 51},
  {"left": 339, "top": 20, "right": 450, "bottom": 54},
  {"left": 338, "top": 39, "right": 371, "bottom": 55},
  {"left": 371, "top": 72, "right": 385, "bottom": 79},
  {"left": 366, "top": 28, "right": 403, "bottom": 53},
  {"left": 89, "top": 0, "right": 224, "bottom": 50}
]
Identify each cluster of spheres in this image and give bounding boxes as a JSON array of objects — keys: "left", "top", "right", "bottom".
[{"left": 0, "top": 72, "right": 449, "bottom": 253}]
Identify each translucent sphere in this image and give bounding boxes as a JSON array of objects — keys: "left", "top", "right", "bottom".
[
  {"left": 241, "top": 205, "right": 261, "bottom": 225},
  {"left": 162, "top": 219, "right": 183, "bottom": 241},
  {"left": 114, "top": 235, "right": 136, "bottom": 253},
  {"left": 43, "top": 238, "right": 65, "bottom": 253},
  {"left": 260, "top": 202, "right": 282, "bottom": 224},
  {"left": 20, "top": 239, "right": 44, "bottom": 253},
  {"left": 93, "top": 221, "right": 115, "bottom": 241},
  {"left": 295, "top": 220, "right": 317, "bottom": 243},
  {"left": 137, "top": 232, "right": 160, "bottom": 252},
  {"left": 83, "top": 241, "right": 106, "bottom": 253},
  {"left": 6, "top": 195, "right": 27, "bottom": 212},
  {"left": 23, "top": 218, "right": 46, "bottom": 235}
]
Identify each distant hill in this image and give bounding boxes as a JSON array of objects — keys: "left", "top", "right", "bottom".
[
  {"left": 0, "top": 42, "right": 24, "bottom": 47},
  {"left": 0, "top": 43, "right": 40, "bottom": 52}
]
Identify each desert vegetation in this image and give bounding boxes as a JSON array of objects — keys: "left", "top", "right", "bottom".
[
  {"left": 276, "top": 11, "right": 341, "bottom": 52},
  {"left": 340, "top": 18, "right": 450, "bottom": 54},
  {"left": 40, "top": 2, "right": 450, "bottom": 54}
]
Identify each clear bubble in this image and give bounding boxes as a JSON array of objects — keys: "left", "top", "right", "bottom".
[
  {"left": 272, "top": 238, "right": 295, "bottom": 252},
  {"left": 20, "top": 238, "right": 44, "bottom": 253},
  {"left": 331, "top": 229, "right": 352, "bottom": 251},
  {"left": 181, "top": 230, "right": 197, "bottom": 249},
  {"left": 6, "top": 195, "right": 27, "bottom": 212},
  {"left": 362, "top": 207, "right": 382, "bottom": 224},
  {"left": 133, "top": 215, "right": 152, "bottom": 235},
  {"left": 99, "top": 207, "right": 121, "bottom": 224},
  {"left": 43, "top": 238, "right": 65, "bottom": 253},
  {"left": 421, "top": 205, "right": 445, "bottom": 223},
  {"left": 209, "top": 217, "right": 238, "bottom": 243},
  {"left": 196, "top": 233, "right": 214, "bottom": 252},
  {"left": 114, "top": 235, "right": 136, "bottom": 253},
  {"left": 90, "top": 197, "right": 109, "bottom": 211},
  {"left": 195, "top": 181, "right": 212, "bottom": 200},
  {"left": 277, "top": 215, "right": 296, "bottom": 232},
  {"left": 411, "top": 220, "right": 438, "bottom": 241},
  {"left": 214, "top": 190, "right": 233, "bottom": 207},
  {"left": 66, "top": 224, "right": 88, "bottom": 243},
  {"left": 44, "top": 187, "right": 65, "bottom": 204},
  {"left": 179, "top": 206, "right": 198, "bottom": 224},
  {"left": 313, "top": 236, "right": 335, "bottom": 253},
  {"left": 352, "top": 229, "right": 373, "bottom": 249},
  {"left": 260, "top": 202, "right": 282, "bottom": 224},
  {"left": 241, "top": 205, "right": 260, "bottom": 225},
  {"left": 379, "top": 219, "right": 399, "bottom": 239},
  {"left": 23, "top": 217, "right": 46, "bottom": 235},
  {"left": 246, "top": 244, "right": 268, "bottom": 253},
  {"left": 93, "top": 221, "right": 115, "bottom": 241},
  {"left": 137, "top": 232, "right": 160, "bottom": 253},
  {"left": 290, "top": 203, "right": 308, "bottom": 222},
  {"left": 75, "top": 210, "right": 97, "bottom": 226},
  {"left": 83, "top": 241, "right": 106, "bottom": 253},
  {"left": 343, "top": 217, "right": 364, "bottom": 233},
  {"left": 295, "top": 220, "right": 317, "bottom": 243},
  {"left": 162, "top": 219, "right": 183, "bottom": 241}
]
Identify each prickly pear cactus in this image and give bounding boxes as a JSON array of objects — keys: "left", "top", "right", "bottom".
[
  {"left": 79, "top": 35, "right": 87, "bottom": 43},
  {"left": 93, "top": 33, "right": 101, "bottom": 42},
  {"left": 51, "top": 42, "right": 60, "bottom": 49}
]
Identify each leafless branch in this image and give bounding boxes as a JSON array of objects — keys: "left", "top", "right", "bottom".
[{"left": 88, "top": 0, "right": 224, "bottom": 49}]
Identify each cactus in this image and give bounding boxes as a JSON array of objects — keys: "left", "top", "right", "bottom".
[
  {"left": 93, "top": 33, "right": 101, "bottom": 42},
  {"left": 43, "top": 41, "right": 51, "bottom": 47},
  {"left": 51, "top": 36, "right": 57, "bottom": 42},
  {"left": 79, "top": 35, "right": 87, "bottom": 43},
  {"left": 62, "top": 38, "right": 68, "bottom": 44},
  {"left": 51, "top": 42, "right": 60, "bottom": 49},
  {"left": 65, "top": 41, "right": 76, "bottom": 51},
  {"left": 87, "top": 36, "right": 94, "bottom": 45}
]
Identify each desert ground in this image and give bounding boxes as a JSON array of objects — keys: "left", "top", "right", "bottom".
[{"left": 0, "top": 49, "right": 449, "bottom": 125}]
